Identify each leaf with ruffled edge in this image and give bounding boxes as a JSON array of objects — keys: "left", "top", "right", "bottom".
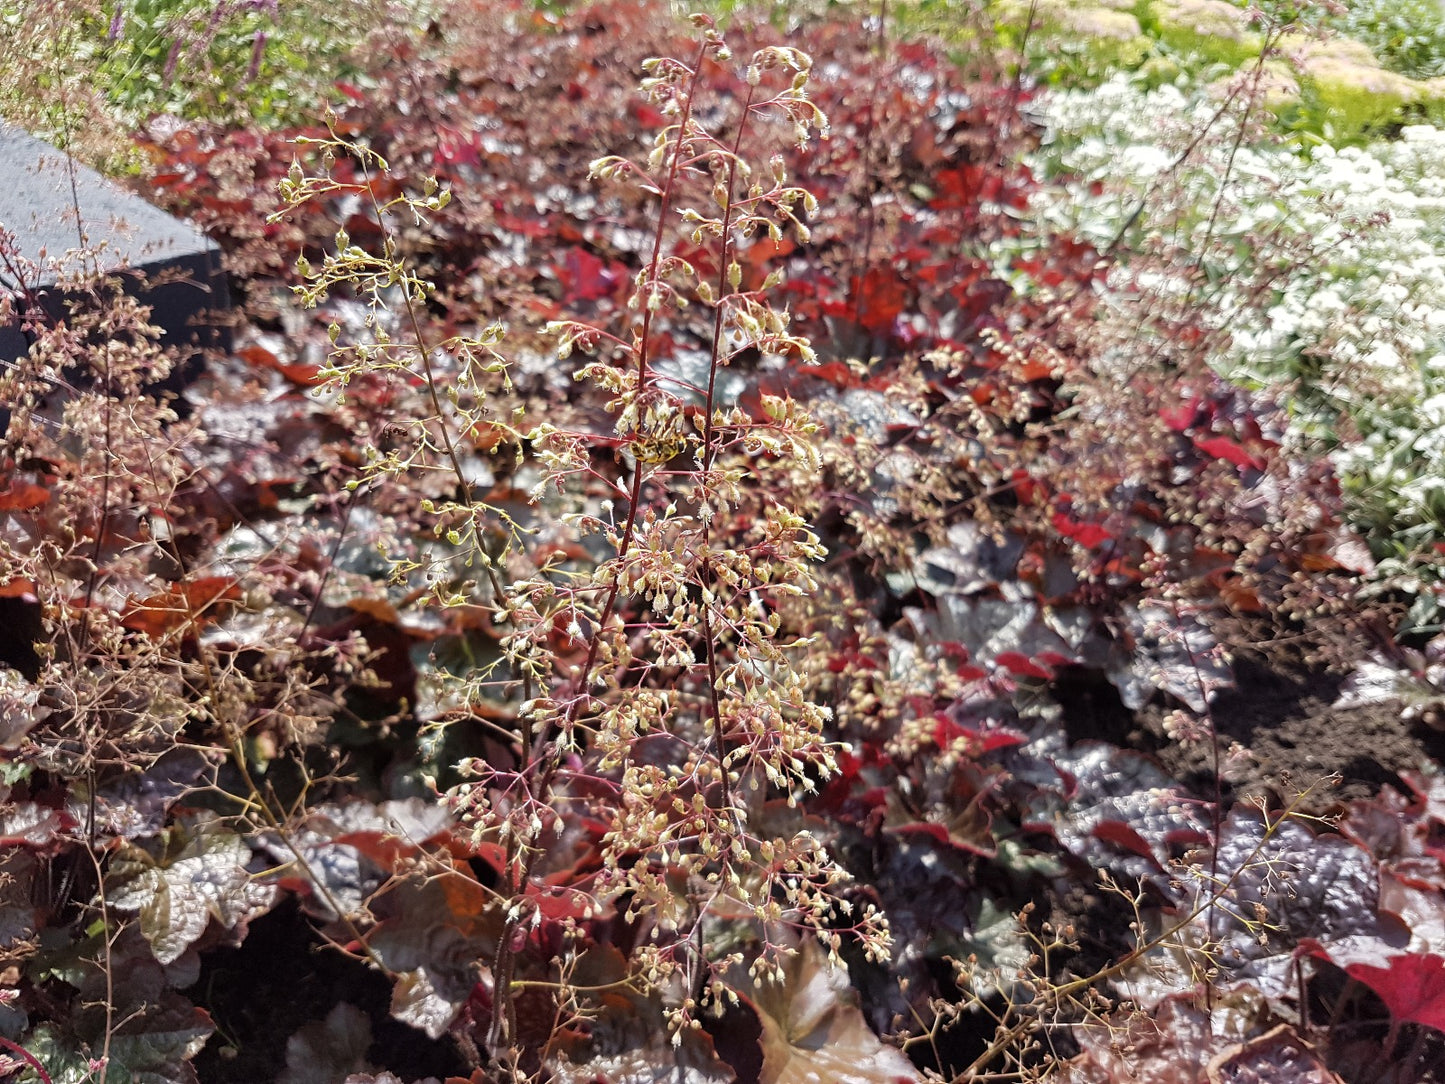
[
  {"left": 733, "top": 939, "right": 919, "bottom": 1084},
  {"left": 108, "top": 812, "right": 278, "bottom": 965}
]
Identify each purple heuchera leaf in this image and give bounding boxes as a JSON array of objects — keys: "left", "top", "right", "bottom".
[
  {"left": 0, "top": 802, "right": 74, "bottom": 848},
  {"left": 548, "top": 1040, "right": 736, "bottom": 1084},
  {"left": 1020, "top": 739, "right": 1209, "bottom": 882},
  {"left": 1065, "top": 994, "right": 1226, "bottom": 1084},
  {"left": 1108, "top": 601, "right": 1233, "bottom": 712},
  {"left": 1204, "top": 1024, "right": 1342, "bottom": 1084},
  {"left": 1191, "top": 808, "right": 1403, "bottom": 997},
  {"left": 278, "top": 1003, "right": 372, "bottom": 1084}
]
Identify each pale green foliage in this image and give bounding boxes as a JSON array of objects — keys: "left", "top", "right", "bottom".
[
  {"left": 1327, "top": 0, "right": 1445, "bottom": 81},
  {"left": 903, "top": 0, "right": 1445, "bottom": 144}
]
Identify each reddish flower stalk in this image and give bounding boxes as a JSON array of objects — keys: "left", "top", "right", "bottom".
[{"left": 0, "top": 1037, "right": 53, "bottom": 1084}]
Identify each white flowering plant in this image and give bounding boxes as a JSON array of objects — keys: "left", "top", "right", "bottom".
[{"left": 1031, "top": 66, "right": 1445, "bottom": 630}]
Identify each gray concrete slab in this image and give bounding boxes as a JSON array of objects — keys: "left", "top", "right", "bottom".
[{"left": 0, "top": 121, "right": 230, "bottom": 372}]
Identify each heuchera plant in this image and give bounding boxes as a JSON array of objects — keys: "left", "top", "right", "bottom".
[
  {"left": 272, "top": 14, "right": 892, "bottom": 1075},
  {"left": 6, "top": 2, "right": 1445, "bottom": 1083}
]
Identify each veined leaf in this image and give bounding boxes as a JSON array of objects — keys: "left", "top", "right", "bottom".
[
  {"left": 108, "top": 813, "right": 277, "bottom": 965},
  {"left": 737, "top": 939, "right": 918, "bottom": 1084}
]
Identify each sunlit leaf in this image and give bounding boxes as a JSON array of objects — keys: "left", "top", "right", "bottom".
[
  {"left": 1342, "top": 952, "right": 1445, "bottom": 1035},
  {"left": 737, "top": 939, "right": 919, "bottom": 1084},
  {"left": 0, "top": 482, "right": 50, "bottom": 511},
  {"left": 108, "top": 813, "right": 277, "bottom": 964}
]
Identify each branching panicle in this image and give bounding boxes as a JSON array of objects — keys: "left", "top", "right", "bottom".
[{"left": 280, "top": 18, "right": 887, "bottom": 1064}]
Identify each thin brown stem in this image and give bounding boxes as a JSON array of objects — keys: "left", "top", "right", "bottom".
[
  {"left": 488, "top": 38, "right": 715, "bottom": 1063},
  {"left": 957, "top": 787, "right": 1327, "bottom": 1078}
]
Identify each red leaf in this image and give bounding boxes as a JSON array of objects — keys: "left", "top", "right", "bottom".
[
  {"left": 527, "top": 887, "right": 598, "bottom": 927},
  {"left": 238, "top": 343, "right": 322, "bottom": 386},
  {"left": 848, "top": 267, "right": 909, "bottom": 334},
  {"left": 932, "top": 717, "right": 964, "bottom": 748},
  {"left": 495, "top": 212, "right": 551, "bottom": 238},
  {"left": 1345, "top": 953, "right": 1445, "bottom": 1034},
  {"left": 995, "top": 651, "right": 1053, "bottom": 680},
  {"left": 1010, "top": 469, "right": 1047, "bottom": 506},
  {"left": 236, "top": 341, "right": 279, "bottom": 378},
  {"left": 1051, "top": 512, "right": 1112, "bottom": 549},
  {"left": 1160, "top": 398, "right": 1202, "bottom": 432},
  {"left": 1020, "top": 358, "right": 1054, "bottom": 382},
  {"left": 276, "top": 361, "right": 324, "bottom": 386},
  {"left": 1219, "top": 580, "right": 1265, "bottom": 613},
  {"left": 1193, "top": 435, "right": 1264, "bottom": 471},
  {"left": 742, "top": 237, "right": 796, "bottom": 286},
  {"left": 796, "top": 361, "right": 861, "bottom": 390},
  {"left": 0, "top": 482, "right": 50, "bottom": 511},
  {"left": 1091, "top": 820, "right": 1162, "bottom": 867},
  {"left": 555, "top": 246, "right": 621, "bottom": 302},
  {"left": 893, "top": 822, "right": 952, "bottom": 848},
  {"left": 334, "top": 831, "right": 419, "bottom": 870},
  {"left": 434, "top": 124, "right": 481, "bottom": 168},
  {"left": 929, "top": 165, "right": 979, "bottom": 211},
  {"left": 628, "top": 100, "right": 669, "bottom": 128},
  {"left": 346, "top": 596, "right": 402, "bottom": 625},
  {"left": 121, "top": 576, "right": 241, "bottom": 638},
  {"left": 933, "top": 715, "right": 1026, "bottom": 753},
  {"left": 177, "top": 576, "right": 242, "bottom": 609},
  {"left": 1036, "top": 651, "right": 1076, "bottom": 668}
]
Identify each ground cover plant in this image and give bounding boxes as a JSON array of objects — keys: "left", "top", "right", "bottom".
[
  {"left": 890, "top": 0, "right": 1445, "bottom": 636},
  {"left": 954, "top": 0, "right": 1445, "bottom": 143},
  {"left": 1013, "top": 2, "right": 1445, "bottom": 633},
  {"left": 1037, "top": 73, "right": 1445, "bottom": 625},
  {"left": 0, "top": 0, "right": 427, "bottom": 171},
  {"left": 5, "top": 2, "right": 1445, "bottom": 1083}
]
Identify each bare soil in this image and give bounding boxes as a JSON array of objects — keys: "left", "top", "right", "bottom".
[{"left": 1059, "top": 656, "right": 1445, "bottom": 813}]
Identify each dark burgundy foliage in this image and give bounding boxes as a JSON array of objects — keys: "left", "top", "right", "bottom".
[{"left": 3, "top": 3, "right": 1445, "bottom": 1083}]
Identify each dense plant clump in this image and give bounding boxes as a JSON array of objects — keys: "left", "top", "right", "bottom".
[
  {"left": 1321, "top": 0, "right": 1445, "bottom": 81},
  {"left": 964, "top": 0, "right": 1445, "bottom": 143},
  {"left": 1033, "top": 50, "right": 1445, "bottom": 632},
  {"left": 0, "top": 0, "right": 425, "bottom": 166},
  {"left": 4, "top": 2, "right": 1445, "bottom": 1083}
]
